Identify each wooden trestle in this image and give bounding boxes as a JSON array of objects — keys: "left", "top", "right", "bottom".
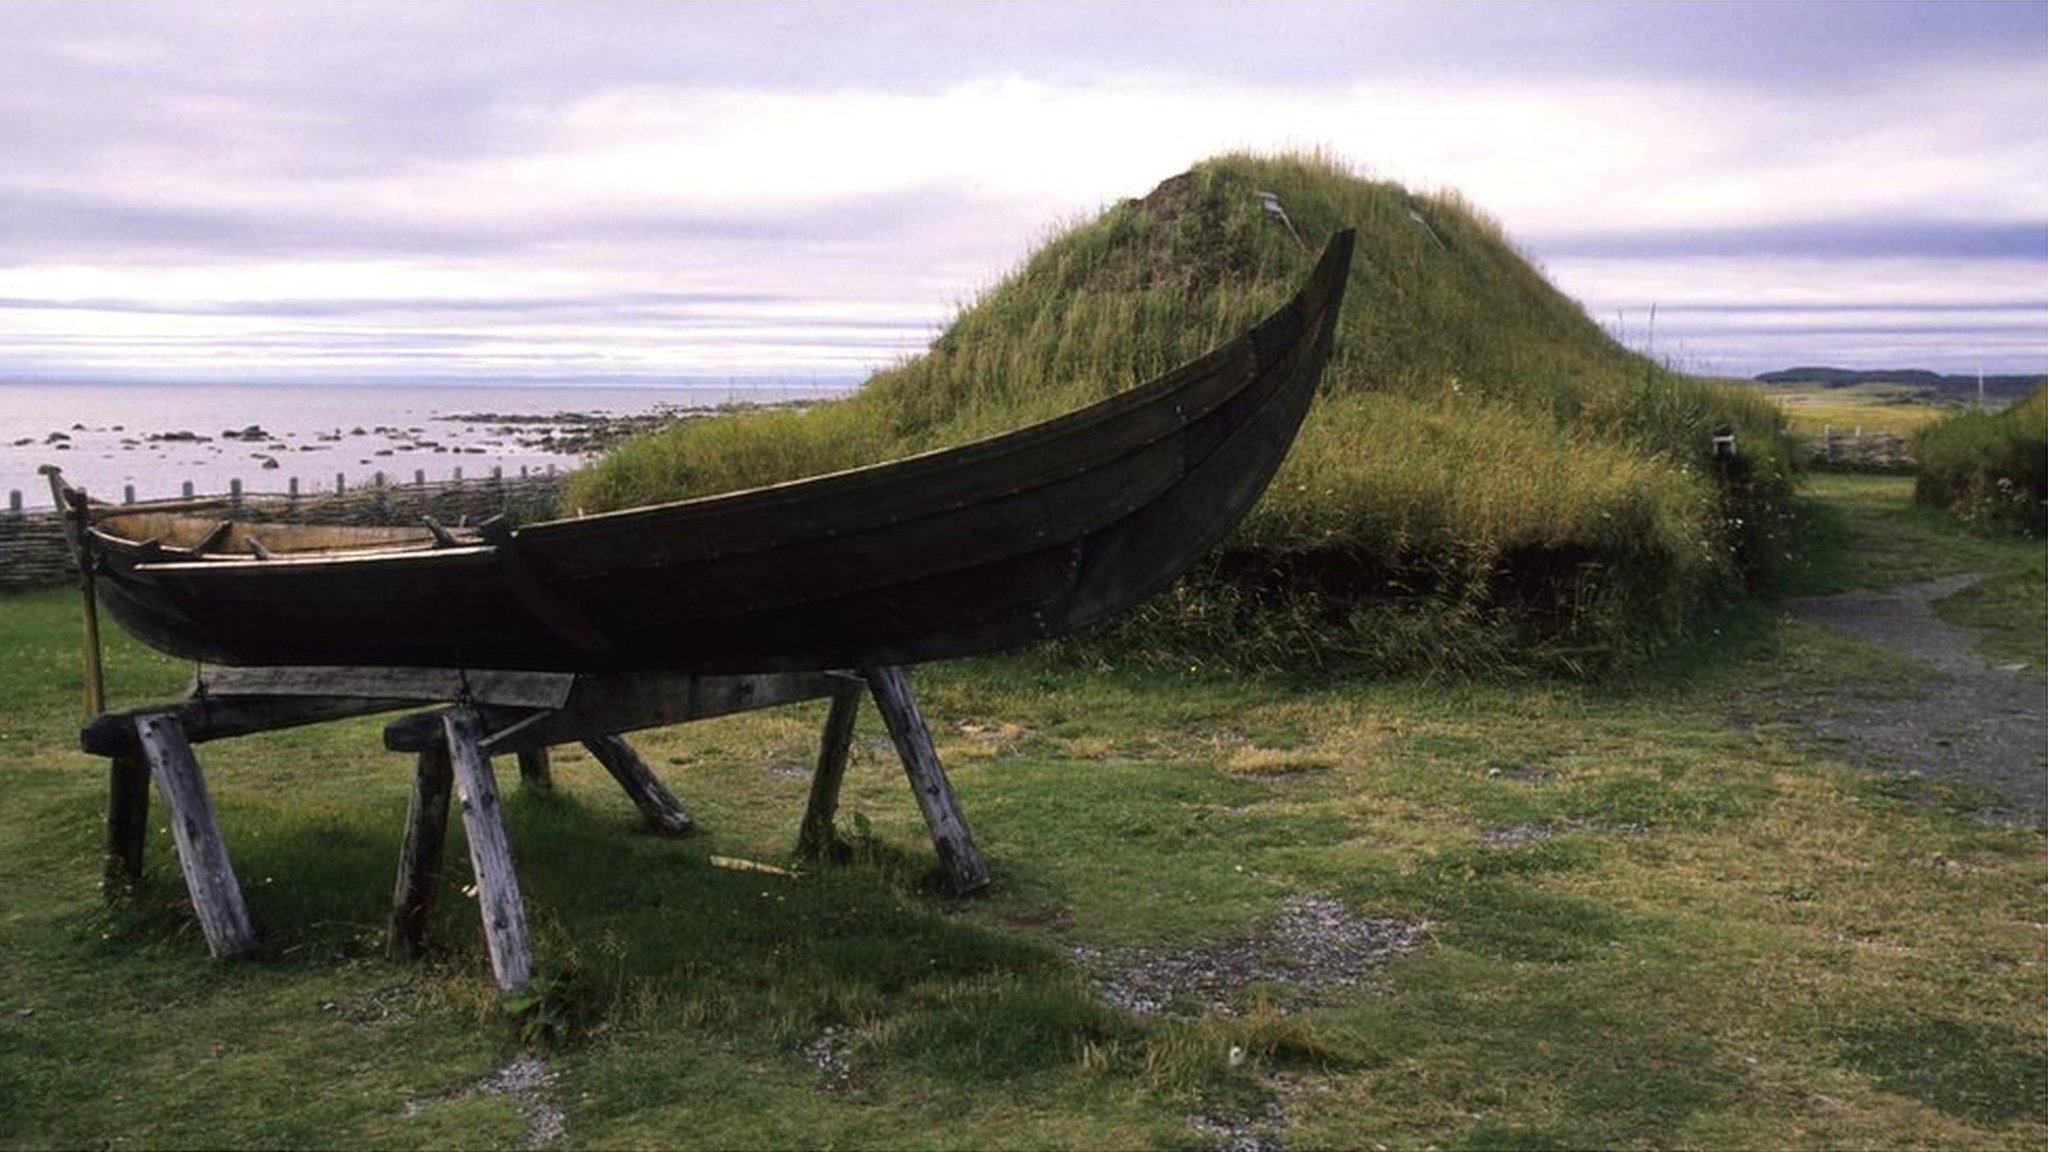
[{"left": 79, "top": 663, "right": 988, "bottom": 992}]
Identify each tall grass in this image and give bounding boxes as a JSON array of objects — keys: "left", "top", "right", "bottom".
[
  {"left": 1913, "top": 384, "right": 2048, "bottom": 534},
  {"left": 567, "top": 153, "right": 1798, "bottom": 675}
]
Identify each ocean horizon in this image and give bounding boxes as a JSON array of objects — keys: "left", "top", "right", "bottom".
[{"left": 2, "top": 379, "right": 852, "bottom": 511}]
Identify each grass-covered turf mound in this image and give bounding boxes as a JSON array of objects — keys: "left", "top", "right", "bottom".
[
  {"left": 1913, "top": 384, "right": 2048, "bottom": 535},
  {"left": 569, "top": 154, "right": 1797, "bottom": 676}
]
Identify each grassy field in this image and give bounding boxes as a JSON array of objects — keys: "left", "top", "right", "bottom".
[
  {"left": 2, "top": 476, "right": 2043, "bottom": 1149},
  {"left": 1742, "top": 381, "right": 1956, "bottom": 439}
]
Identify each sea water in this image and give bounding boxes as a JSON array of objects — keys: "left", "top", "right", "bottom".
[{"left": 1, "top": 380, "right": 846, "bottom": 510}]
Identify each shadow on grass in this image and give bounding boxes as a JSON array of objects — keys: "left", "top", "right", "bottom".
[{"left": 1841, "top": 1016, "right": 2048, "bottom": 1126}]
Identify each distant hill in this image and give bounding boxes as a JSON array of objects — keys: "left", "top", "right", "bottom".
[{"left": 1756, "top": 367, "right": 2045, "bottom": 402}]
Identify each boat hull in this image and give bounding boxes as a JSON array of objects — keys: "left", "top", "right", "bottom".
[{"left": 73, "top": 230, "right": 1356, "bottom": 674}]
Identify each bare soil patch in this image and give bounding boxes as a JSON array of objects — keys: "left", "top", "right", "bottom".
[{"left": 1066, "top": 896, "right": 1425, "bottom": 1018}]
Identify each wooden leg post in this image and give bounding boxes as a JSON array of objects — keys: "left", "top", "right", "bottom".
[
  {"left": 443, "top": 707, "right": 533, "bottom": 992},
  {"left": 582, "top": 734, "right": 693, "bottom": 836},
  {"left": 104, "top": 751, "right": 150, "bottom": 892},
  {"left": 797, "top": 678, "right": 863, "bottom": 859},
  {"left": 514, "top": 745, "right": 554, "bottom": 793},
  {"left": 130, "top": 713, "right": 255, "bottom": 958},
  {"left": 387, "top": 741, "right": 454, "bottom": 961},
  {"left": 863, "top": 666, "right": 989, "bottom": 894}
]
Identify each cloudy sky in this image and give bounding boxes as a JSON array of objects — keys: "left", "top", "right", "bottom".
[{"left": 3, "top": 0, "right": 2043, "bottom": 387}]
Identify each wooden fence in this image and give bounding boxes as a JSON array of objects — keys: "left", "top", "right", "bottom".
[
  {"left": 1804, "top": 427, "right": 1915, "bottom": 474},
  {"left": 3, "top": 468, "right": 570, "bottom": 593}
]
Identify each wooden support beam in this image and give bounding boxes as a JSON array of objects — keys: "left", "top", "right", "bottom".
[
  {"left": 104, "top": 751, "right": 150, "bottom": 892},
  {"left": 863, "top": 666, "right": 989, "bottom": 894},
  {"left": 582, "top": 735, "right": 693, "bottom": 836},
  {"left": 797, "top": 678, "right": 864, "bottom": 860},
  {"left": 380, "top": 672, "right": 843, "bottom": 754},
  {"left": 86, "top": 695, "right": 419, "bottom": 758},
  {"left": 442, "top": 707, "right": 533, "bottom": 992},
  {"left": 131, "top": 713, "right": 255, "bottom": 958},
  {"left": 495, "top": 670, "right": 841, "bottom": 750},
  {"left": 386, "top": 742, "right": 454, "bottom": 961},
  {"left": 192, "top": 665, "right": 575, "bottom": 710},
  {"left": 514, "top": 745, "right": 554, "bottom": 793}
]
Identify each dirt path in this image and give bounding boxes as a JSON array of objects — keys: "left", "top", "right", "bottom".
[{"left": 1780, "top": 574, "right": 2046, "bottom": 828}]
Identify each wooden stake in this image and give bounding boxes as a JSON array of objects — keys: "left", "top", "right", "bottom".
[
  {"left": 131, "top": 713, "right": 254, "bottom": 958},
  {"left": 443, "top": 707, "right": 533, "bottom": 992},
  {"left": 797, "top": 678, "right": 863, "bottom": 859},
  {"left": 863, "top": 666, "right": 989, "bottom": 893},
  {"left": 41, "top": 467, "right": 106, "bottom": 718},
  {"left": 514, "top": 745, "right": 554, "bottom": 793},
  {"left": 78, "top": 566, "right": 106, "bottom": 719},
  {"left": 582, "top": 734, "right": 693, "bottom": 836},
  {"left": 387, "top": 741, "right": 454, "bottom": 961},
  {"left": 104, "top": 752, "right": 149, "bottom": 892}
]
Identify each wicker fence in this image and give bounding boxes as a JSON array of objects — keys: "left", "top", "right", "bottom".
[{"left": 2, "top": 469, "right": 570, "bottom": 593}]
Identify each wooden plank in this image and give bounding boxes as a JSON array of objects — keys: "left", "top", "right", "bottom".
[
  {"left": 863, "top": 666, "right": 989, "bottom": 894},
  {"left": 131, "top": 713, "right": 255, "bottom": 958},
  {"left": 797, "top": 678, "right": 864, "bottom": 860},
  {"left": 582, "top": 735, "right": 693, "bottom": 836},
  {"left": 104, "top": 752, "right": 150, "bottom": 891},
  {"left": 514, "top": 745, "right": 554, "bottom": 793},
  {"left": 190, "top": 665, "right": 575, "bottom": 710},
  {"left": 442, "top": 707, "right": 533, "bottom": 992},
  {"left": 85, "top": 695, "right": 421, "bottom": 757},
  {"left": 386, "top": 742, "right": 454, "bottom": 961}
]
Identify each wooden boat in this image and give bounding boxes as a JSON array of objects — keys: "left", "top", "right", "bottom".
[{"left": 47, "top": 230, "right": 1355, "bottom": 675}]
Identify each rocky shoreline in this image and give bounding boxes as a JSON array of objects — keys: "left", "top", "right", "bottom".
[{"left": 436, "top": 398, "right": 807, "bottom": 457}]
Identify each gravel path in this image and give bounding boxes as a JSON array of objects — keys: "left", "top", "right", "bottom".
[{"left": 1780, "top": 575, "right": 2046, "bottom": 828}]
